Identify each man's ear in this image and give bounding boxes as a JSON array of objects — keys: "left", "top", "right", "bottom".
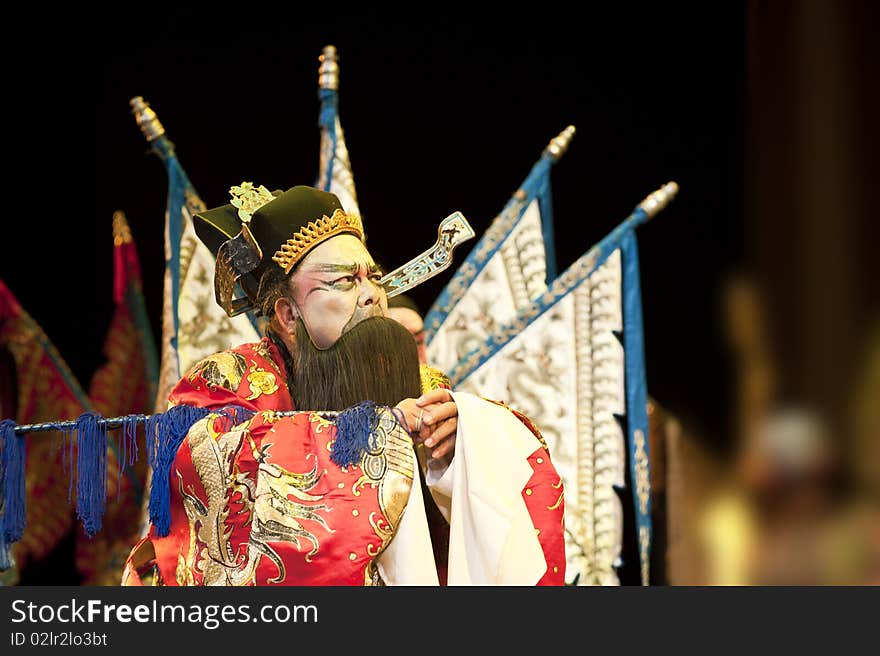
[{"left": 274, "top": 296, "right": 299, "bottom": 334}]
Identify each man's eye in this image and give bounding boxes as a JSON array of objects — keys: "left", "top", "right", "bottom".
[
  {"left": 332, "top": 276, "right": 355, "bottom": 285},
  {"left": 369, "top": 273, "right": 384, "bottom": 283}
]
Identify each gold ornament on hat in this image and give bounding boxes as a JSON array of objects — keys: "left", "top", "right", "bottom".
[
  {"left": 229, "top": 181, "right": 275, "bottom": 223},
  {"left": 272, "top": 208, "right": 365, "bottom": 273}
]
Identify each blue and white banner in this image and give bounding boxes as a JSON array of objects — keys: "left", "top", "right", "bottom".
[
  {"left": 423, "top": 127, "right": 574, "bottom": 375},
  {"left": 151, "top": 137, "right": 261, "bottom": 409},
  {"left": 447, "top": 183, "right": 677, "bottom": 585},
  {"left": 315, "top": 46, "right": 360, "bottom": 218}
]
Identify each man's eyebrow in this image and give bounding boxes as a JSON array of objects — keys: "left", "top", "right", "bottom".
[{"left": 306, "top": 262, "right": 381, "bottom": 274}]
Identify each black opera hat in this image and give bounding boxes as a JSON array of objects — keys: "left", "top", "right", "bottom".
[{"left": 193, "top": 183, "right": 363, "bottom": 317}]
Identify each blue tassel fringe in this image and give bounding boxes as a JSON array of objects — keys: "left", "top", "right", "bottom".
[
  {"left": 74, "top": 412, "right": 107, "bottom": 537},
  {"left": 117, "top": 415, "right": 139, "bottom": 499},
  {"left": 146, "top": 404, "right": 252, "bottom": 537},
  {"left": 331, "top": 401, "right": 380, "bottom": 468},
  {"left": 0, "top": 419, "right": 25, "bottom": 569}
]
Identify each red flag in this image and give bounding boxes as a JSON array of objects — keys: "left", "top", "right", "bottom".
[
  {"left": 89, "top": 211, "right": 158, "bottom": 419},
  {"left": 76, "top": 211, "right": 158, "bottom": 585},
  {"left": 0, "top": 279, "right": 88, "bottom": 577}
]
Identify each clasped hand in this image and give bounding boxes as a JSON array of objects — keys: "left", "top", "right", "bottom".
[{"left": 396, "top": 388, "right": 458, "bottom": 460}]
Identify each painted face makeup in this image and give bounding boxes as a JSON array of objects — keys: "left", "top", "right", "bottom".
[{"left": 289, "top": 234, "right": 389, "bottom": 349}]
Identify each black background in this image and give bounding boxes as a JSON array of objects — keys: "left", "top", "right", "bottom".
[{"left": 2, "top": 5, "right": 745, "bottom": 450}]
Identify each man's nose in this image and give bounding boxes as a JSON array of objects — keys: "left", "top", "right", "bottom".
[{"left": 358, "top": 278, "right": 383, "bottom": 306}]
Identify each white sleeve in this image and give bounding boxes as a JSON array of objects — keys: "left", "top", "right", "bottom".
[{"left": 435, "top": 391, "right": 547, "bottom": 585}]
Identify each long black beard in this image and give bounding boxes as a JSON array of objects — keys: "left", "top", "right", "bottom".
[{"left": 270, "top": 316, "right": 421, "bottom": 411}]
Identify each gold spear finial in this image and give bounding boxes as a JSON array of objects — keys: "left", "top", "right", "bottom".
[
  {"left": 129, "top": 96, "right": 165, "bottom": 142},
  {"left": 544, "top": 125, "right": 576, "bottom": 160},
  {"left": 638, "top": 182, "right": 680, "bottom": 219},
  {"left": 112, "top": 210, "right": 132, "bottom": 246},
  {"left": 319, "top": 45, "right": 339, "bottom": 91}
]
